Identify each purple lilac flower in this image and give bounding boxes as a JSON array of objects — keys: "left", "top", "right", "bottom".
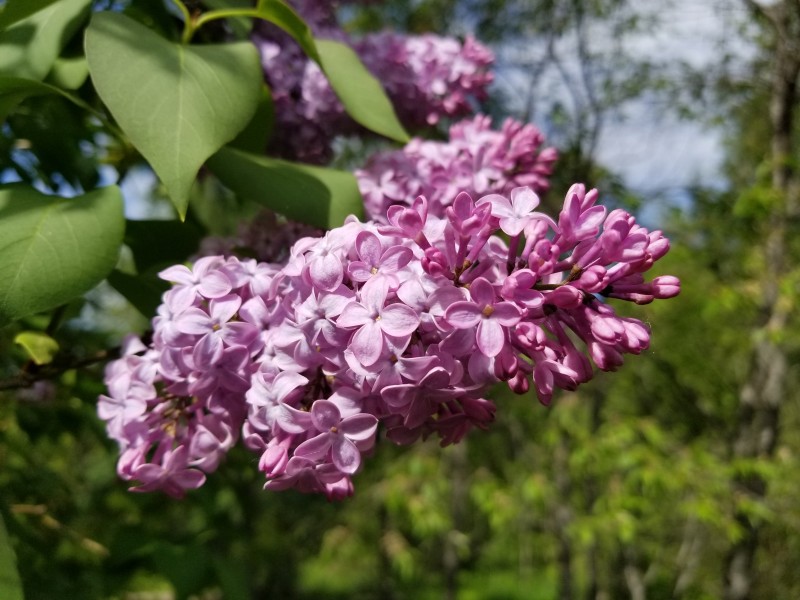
[
  {"left": 251, "top": 1, "right": 494, "bottom": 163},
  {"left": 356, "top": 115, "right": 558, "bottom": 220},
  {"left": 99, "top": 183, "right": 679, "bottom": 500}
]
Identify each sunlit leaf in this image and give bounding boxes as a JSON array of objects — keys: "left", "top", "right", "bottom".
[
  {"left": 0, "top": 0, "right": 91, "bottom": 79},
  {"left": 254, "top": 0, "right": 319, "bottom": 61},
  {"left": 0, "top": 0, "right": 62, "bottom": 31},
  {"left": 315, "top": 39, "right": 409, "bottom": 143},
  {"left": 14, "top": 331, "right": 59, "bottom": 365},
  {"left": 47, "top": 55, "right": 89, "bottom": 90},
  {"left": 0, "top": 185, "right": 124, "bottom": 326},
  {"left": 208, "top": 146, "right": 364, "bottom": 229},
  {"left": 85, "top": 11, "right": 262, "bottom": 219}
]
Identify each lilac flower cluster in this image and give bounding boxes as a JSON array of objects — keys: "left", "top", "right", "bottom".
[
  {"left": 357, "top": 114, "right": 558, "bottom": 220},
  {"left": 253, "top": 3, "right": 494, "bottom": 163},
  {"left": 99, "top": 184, "right": 679, "bottom": 500}
]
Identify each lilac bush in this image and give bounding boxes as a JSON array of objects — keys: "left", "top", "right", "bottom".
[{"left": 99, "top": 184, "right": 679, "bottom": 499}]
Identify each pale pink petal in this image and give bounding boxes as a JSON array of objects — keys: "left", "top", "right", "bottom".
[
  {"left": 331, "top": 436, "right": 361, "bottom": 474},
  {"left": 445, "top": 302, "right": 482, "bottom": 328},
  {"left": 469, "top": 277, "right": 496, "bottom": 307},
  {"left": 476, "top": 319, "right": 505, "bottom": 357},
  {"left": 380, "top": 246, "right": 413, "bottom": 271},
  {"left": 339, "top": 414, "right": 378, "bottom": 442},
  {"left": 360, "top": 277, "right": 389, "bottom": 313},
  {"left": 337, "top": 302, "right": 371, "bottom": 328},
  {"left": 277, "top": 404, "right": 314, "bottom": 434},
  {"left": 310, "top": 400, "right": 341, "bottom": 431},
  {"left": 510, "top": 186, "right": 540, "bottom": 212},
  {"left": 491, "top": 302, "right": 522, "bottom": 326},
  {"left": 356, "top": 231, "right": 382, "bottom": 266},
  {"left": 379, "top": 304, "right": 420, "bottom": 336},
  {"left": 295, "top": 433, "right": 333, "bottom": 461},
  {"left": 310, "top": 253, "right": 343, "bottom": 291},
  {"left": 198, "top": 271, "right": 232, "bottom": 299},
  {"left": 351, "top": 321, "right": 383, "bottom": 366},
  {"left": 158, "top": 264, "right": 194, "bottom": 285}
]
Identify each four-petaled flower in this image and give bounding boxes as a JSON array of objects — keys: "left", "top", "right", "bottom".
[
  {"left": 337, "top": 278, "right": 420, "bottom": 366},
  {"left": 445, "top": 277, "right": 522, "bottom": 356}
]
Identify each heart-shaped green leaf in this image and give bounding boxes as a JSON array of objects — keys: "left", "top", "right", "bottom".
[
  {"left": 208, "top": 146, "right": 364, "bottom": 229},
  {"left": 0, "top": 185, "right": 124, "bottom": 327},
  {"left": 85, "top": 11, "right": 263, "bottom": 219},
  {"left": 315, "top": 39, "right": 409, "bottom": 144},
  {"left": 0, "top": 0, "right": 91, "bottom": 79}
]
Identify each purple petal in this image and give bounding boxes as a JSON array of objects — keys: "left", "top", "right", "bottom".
[
  {"left": 310, "top": 399, "right": 341, "bottom": 431},
  {"left": 175, "top": 308, "right": 212, "bottom": 335},
  {"left": 331, "top": 436, "right": 361, "bottom": 474},
  {"left": 445, "top": 302, "right": 482, "bottom": 328},
  {"left": 381, "top": 384, "right": 415, "bottom": 409},
  {"left": 171, "top": 468, "right": 207, "bottom": 490},
  {"left": 310, "top": 253, "right": 343, "bottom": 291},
  {"left": 360, "top": 277, "right": 389, "bottom": 313},
  {"left": 348, "top": 261, "right": 374, "bottom": 282},
  {"left": 380, "top": 304, "right": 420, "bottom": 336},
  {"left": 339, "top": 413, "right": 378, "bottom": 442},
  {"left": 158, "top": 264, "right": 194, "bottom": 285},
  {"left": 380, "top": 246, "right": 412, "bottom": 271},
  {"left": 295, "top": 433, "right": 333, "bottom": 461},
  {"left": 511, "top": 186, "right": 540, "bottom": 212},
  {"left": 351, "top": 321, "right": 383, "bottom": 366},
  {"left": 198, "top": 270, "right": 232, "bottom": 299},
  {"left": 356, "top": 230, "right": 382, "bottom": 266},
  {"left": 337, "top": 302, "right": 371, "bottom": 328},
  {"left": 193, "top": 333, "right": 224, "bottom": 368},
  {"left": 469, "top": 277, "right": 496, "bottom": 307},
  {"left": 277, "top": 404, "right": 314, "bottom": 434},
  {"left": 476, "top": 319, "right": 505, "bottom": 357},
  {"left": 272, "top": 371, "right": 309, "bottom": 403},
  {"left": 491, "top": 302, "right": 522, "bottom": 326},
  {"left": 210, "top": 294, "right": 242, "bottom": 323}
]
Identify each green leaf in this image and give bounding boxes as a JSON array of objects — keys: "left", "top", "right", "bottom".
[
  {"left": 253, "top": 0, "right": 320, "bottom": 62},
  {"left": 203, "top": 0, "right": 254, "bottom": 38},
  {"left": 229, "top": 85, "right": 274, "bottom": 154},
  {"left": 0, "top": 514, "right": 23, "bottom": 600},
  {"left": 0, "top": 0, "right": 62, "bottom": 31},
  {"left": 124, "top": 219, "right": 202, "bottom": 273},
  {"left": 46, "top": 56, "right": 89, "bottom": 90},
  {"left": 315, "top": 39, "right": 409, "bottom": 143},
  {"left": 85, "top": 11, "right": 262, "bottom": 219},
  {"left": 0, "top": 0, "right": 91, "bottom": 79},
  {"left": 0, "top": 75, "right": 91, "bottom": 122},
  {"left": 0, "top": 185, "right": 124, "bottom": 327},
  {"left": 13, "top": 331, "right": 59, "bottom": 365},
  {"left": 208, "top": 146, "right": 364, "bottom": 229},
  {"left": 107, "top": 270, "right": 169, "bottom": 318}
]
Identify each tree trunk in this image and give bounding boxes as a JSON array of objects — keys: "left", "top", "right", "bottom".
[
  {"left": 724, "top": 2, "right": 800, "bottom": 598},
  {"left": 555, "top": 430, "right": 574, "bottom": 600}
]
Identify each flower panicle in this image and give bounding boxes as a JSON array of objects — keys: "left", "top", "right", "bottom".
[{"left": 98, "top": 184, "right": 679, "bottom": 500}]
